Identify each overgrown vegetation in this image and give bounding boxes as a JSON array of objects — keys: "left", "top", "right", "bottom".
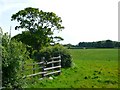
[
  {"left": 1, "top": 32, "right": 29, "bottom": 88},
  {"left": 33, "top": 44, "right": 72, "bottom": 68}
]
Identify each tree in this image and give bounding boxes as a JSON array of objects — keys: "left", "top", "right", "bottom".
[
  {"left": 11, "top": 7, "right": 64, "bottom": 50},
  {"left": 105, "top": 40, "right": 114, "bottom": 48}
]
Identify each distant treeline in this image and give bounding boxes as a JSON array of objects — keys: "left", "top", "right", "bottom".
[{"left": 63, "top": 40, "right": 120, "bottom": 49}]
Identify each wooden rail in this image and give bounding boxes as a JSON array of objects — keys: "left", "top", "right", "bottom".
[
  {"left": 44, "top": 66, "right": 61, "bottom": 71},
  {"left": 47, "top": 60, "right": 61, "bottom": 64},
  {"left": 22, "top": 56, "right": 61, "bottom": 79}
]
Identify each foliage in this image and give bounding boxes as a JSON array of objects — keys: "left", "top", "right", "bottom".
[
  {"left": 11, "top": 7, "right": 64, "bottom": 50},
  {"left": 1, "top": 32, "right": 29, "bottom": 88},
  {"left": 33, "top": 44, "right": 72, "bottom": 68}
]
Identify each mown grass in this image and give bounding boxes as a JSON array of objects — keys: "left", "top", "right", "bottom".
[{"left": 23, "top": 49, "right": 119, "bottom": 88}]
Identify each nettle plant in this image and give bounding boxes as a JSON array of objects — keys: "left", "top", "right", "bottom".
[{"left": 2, "top": 32, "right": 29, "bottom": 88}]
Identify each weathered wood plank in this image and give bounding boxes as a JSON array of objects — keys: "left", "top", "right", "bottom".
[
  {"left": 47, "top": 60, "right": 61, "bottom": 64},
  {"left": 44, "top": 66, "right": 61, "bottom": 71},
  {"left": 44, "top": 70, "right": 61, "bottom": 76}
]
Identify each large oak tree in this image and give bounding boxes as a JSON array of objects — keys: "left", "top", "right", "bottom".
[{"left": 11, "top": 7, "right": 64, "bottom": 50}]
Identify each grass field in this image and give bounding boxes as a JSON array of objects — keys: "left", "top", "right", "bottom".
[{"left": 24, "top": 49, "right": 119, "bottom": 88}]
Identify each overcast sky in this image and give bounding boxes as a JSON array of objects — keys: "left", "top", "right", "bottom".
[{"left": 0, "top": 0, "right": 119, "bottom": 45}]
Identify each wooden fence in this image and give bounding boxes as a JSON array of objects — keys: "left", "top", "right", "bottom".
[{"left": 22, "top": 56, "right": 61, "bottom": 79}]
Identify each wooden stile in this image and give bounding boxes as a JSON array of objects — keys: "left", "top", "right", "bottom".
[{"left": 22, "top": 56, "right": 61, "bottom": 79}]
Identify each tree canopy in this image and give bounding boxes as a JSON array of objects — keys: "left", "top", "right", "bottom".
[{"left": 11, "top": 7, "right": 64, "bottom": 50}]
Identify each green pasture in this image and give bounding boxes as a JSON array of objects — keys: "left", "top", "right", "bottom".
[{"left": 23, "top": 49, "right": 119, "bottom": 88}]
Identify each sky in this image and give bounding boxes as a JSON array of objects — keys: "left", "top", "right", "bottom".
[{"left": 0, "top": 0, "right": 119, "bottom": 45}]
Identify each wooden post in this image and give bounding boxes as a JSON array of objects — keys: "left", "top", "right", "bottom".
[
  {"left": 42, "top": 57, "right": 45, "bottom": 78},
  {"left": 58, "top": 55, "right": 61, "bottom": 75}
]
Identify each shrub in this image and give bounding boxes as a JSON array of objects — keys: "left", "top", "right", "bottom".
[
  {"left": 33, "top": 44, "right": 72, "bottom": 68},
  {"left": 1, "top": 33, "right": 29, "bottom": 88}
]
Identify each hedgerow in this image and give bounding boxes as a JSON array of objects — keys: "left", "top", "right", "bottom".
[
  {"left": 32, "top": 44, "right": 72, "bottom": 68},
  {"left": 1, "top": 32, "right": 29, "bottom": 88}
]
